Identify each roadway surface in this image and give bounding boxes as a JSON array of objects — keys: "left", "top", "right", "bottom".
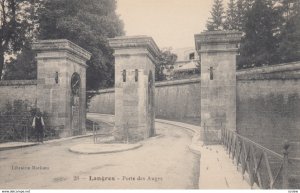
[{"left": 0, "top": 119, "right": 200, "bottom": 189}]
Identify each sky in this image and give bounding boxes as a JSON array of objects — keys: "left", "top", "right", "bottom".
[{"left": 116, "top": 0, "right": 229, "bottom": 49}]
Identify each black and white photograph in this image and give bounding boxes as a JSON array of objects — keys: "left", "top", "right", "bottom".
[{"left": 0, "top": 0, "right": 299, "bottom": 191}]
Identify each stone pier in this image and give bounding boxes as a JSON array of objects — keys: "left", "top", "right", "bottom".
[
  {"left": 109, "top": 36, "right": 160, "bottom": 142},
  {"left": 32, "top": 39, "right": 91, "bottom": 137},
  {"left": 195, "top": 31, "right": 242, "bottom": 144}
]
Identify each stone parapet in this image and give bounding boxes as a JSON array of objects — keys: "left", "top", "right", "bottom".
[
  {"left": 155, "top": 77, "right": 200, "bottom": 87},
  {"left": 237, "top": 61, "right": 300, "bottom": 80},
  {"left": 87, "top": 88, "right": 115, "bottom": 94}
]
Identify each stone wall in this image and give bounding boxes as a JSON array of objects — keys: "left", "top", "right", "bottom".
[
  {"left": 236, "top": 62, "right": 300, "bottom": 158},
  {"left": 88, "top": 78, "right": 201, "bottom": 122},
  {"left": 0, "top": 80, "right": 37, "bottom": 110},
  {"left": 88, "top": 61, "right": 300, "bottom": 158},
  {"left": 155, "top": 78, "right": 201, "bottom": 121},
  {"left": 88, "top": 88, "right": 115, "bottom": 114}
]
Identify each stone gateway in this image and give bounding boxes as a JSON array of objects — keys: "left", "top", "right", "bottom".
[
  {"left": 32, "top": 39, "right": 91, "bottom": 137},
  {"left": 108, "top": 36, "right": 160, "bottom": 142},
  {"left": 195, "top": 31, "right": 242, "bottom": 145}
]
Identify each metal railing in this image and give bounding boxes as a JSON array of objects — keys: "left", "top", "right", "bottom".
[
  {"left": 0, "top": 123, "right": 29, "bottom": 143},
  {"left": 44, "top": 125, "right": 64, "bottom": 140},
  {"left": 221, "top": 128, "right": 291, "bottom": 189},
  {"left": 0, "top": 124, "right": 64, "bottom": 143},
  {"left": 87, "top": 119, "right": 151, "bottom": 144},
  {"left": 87, "top": 120, "right": 115, "bottom": 144}
]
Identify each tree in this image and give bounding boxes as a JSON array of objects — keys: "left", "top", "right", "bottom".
[
  {"left": 233, "top": 0, "right": 255, "bottom": 31},
  {"left": 0, "top": 0, "right": 35, "bottom": 79},
  {"left": 3, "top": 41, "right": 36, "bottom": 80},
  {"left": 235, "top": 0, "right": 245, "bottom": 31},
  {"left": 37, "top": 0, "right": 124, "bottom": 91},
  {"left": 277, "top": 0, "right": 299, "bottom": 21},
  {"left": 277, "top": 0, "right": 300, "bottom": 62},
  {"left": 238, "top": 0, "right": 281, "bottom": 68},
  {"left": 224, "top": 0, "right": 238, "bottom": 30},
  {"left": 156, "top": 48, "right": 177, "bottom": 81},
  {"left": 206, "top": 0, "right": 225, "bottom": 31},
  {"left": 244, "top": 0, "right": 254, "bottom": 11}
]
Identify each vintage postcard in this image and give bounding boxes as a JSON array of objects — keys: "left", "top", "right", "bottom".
[{"left": 0, "top": 0, "right": 299, "bottom": 191}]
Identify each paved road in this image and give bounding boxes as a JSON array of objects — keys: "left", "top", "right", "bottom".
[{"left": 0, "top": 122, "right": 200, "bottom": 189}]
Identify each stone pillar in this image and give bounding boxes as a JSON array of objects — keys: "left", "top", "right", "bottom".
[
  {"left": 109, "top": 36, "right": 160, "bottom": 142},
  {"left": 195, "top": 31, "right": 242, "bottom": 144},
  {"left": 32, "top": 39, "right": 91, "bottom": 137}
]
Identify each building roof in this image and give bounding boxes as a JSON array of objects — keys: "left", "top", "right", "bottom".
[{"left": 172, "top": 47, "right": 199, "bottom": 62}]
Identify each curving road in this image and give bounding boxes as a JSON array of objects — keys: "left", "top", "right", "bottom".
[{"left": 0, "top": 116, "right": 200, "bottom": 189}]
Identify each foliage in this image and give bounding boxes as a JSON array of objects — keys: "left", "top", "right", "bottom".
[
  {"left": 238, "top": 0, "right": 281, "bottom": 68},
  {"left": 224, "top": 0, "right": 238, "bottom": 30},
  {"left": 37, "top": 0, "right": 124, "bottom": 91},
  {"left": 207, "top": 0, "right": 299, "bottom": 69},
  {"left": 155, "top": 48, "right": 177, "bottom": 81},
  {"left": 206, "top": 0, "right": 225, "bottom": 31},
  {"left": 206, "top": 0, "right": 298, "bottom": 68},
  {"left": 235, "top": 0, "right": 246, "bottom": 31},
  {"left": 277, "top": 0, "right": 300, "bottom": 63},
  {"left": 0, "top": 0, "right": 36, "bottom": 80},
  {"left": 0, "top": 99, "right": 60, "bottom": 143},
  {"left": 223, "top": 0, "right": 299, "bottom": 68},
  {"left": 3, "top": 0, "right": 124, "bottom": 91},
  {"left": 224, "top": 0, "right": 254, "bottom": 31},
  {"left": 0, "top": 100, "right": 33, "bottom": 142},
  {"left": 3, "top": 41, "right": 37, "bottom": 80}
]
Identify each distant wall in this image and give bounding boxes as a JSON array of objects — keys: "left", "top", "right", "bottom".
[
  {"left": 88, "top": 62, "right": 300, "bottom": 158},
  {"left": 236, "top": 62, "right": 300, "bottom": 158},
  {"left": 0, "top": 80, "right": 37, "bottom": 110},
  {"left": 88, "top": 88, "right": 115, "bottom": 114},
  {"left": 88, "top": 78, "right": 201, "bottom": 122},
  {"left": 155, "top": 78, "right": 201, "bottom": 121}
]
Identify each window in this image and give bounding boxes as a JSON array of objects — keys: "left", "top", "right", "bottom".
[
  {"left": 210, "top": 67, "right": 213, "bottom": 80},
  {"left": 122, "top": 70, "right": 126, "bottom": 82},
  {"left": 55, "top": 72, "right": 59, "bottom": 84},
  {"left": 135, "top": 69, "right": 138, "bottom": 82},
  {"left": 189, "top": 53, "right": 195, "bottom": 60}
]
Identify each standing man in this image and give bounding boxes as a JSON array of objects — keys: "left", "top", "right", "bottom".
[{"left": 32, "top": 109, "right": 45, "bottom": 143}]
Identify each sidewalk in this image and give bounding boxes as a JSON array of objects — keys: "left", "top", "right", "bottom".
[
  {"left": 0, "top": 132, "right": 94, "bottom": 151},
  {"left": 69, "top": 143, "right": 142, "bottom": 154},
  {"left": 156, "top": 118, "right": 251, "bottom": 189},
  {"left": 0, "top": 142, "right": 38, "bottom": 151},
  {"left": 192, "top": 143, "right": 252, "bottom": 189},
  {"left": 156, "top": 119, "right": 199, "bottom": 134}
]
